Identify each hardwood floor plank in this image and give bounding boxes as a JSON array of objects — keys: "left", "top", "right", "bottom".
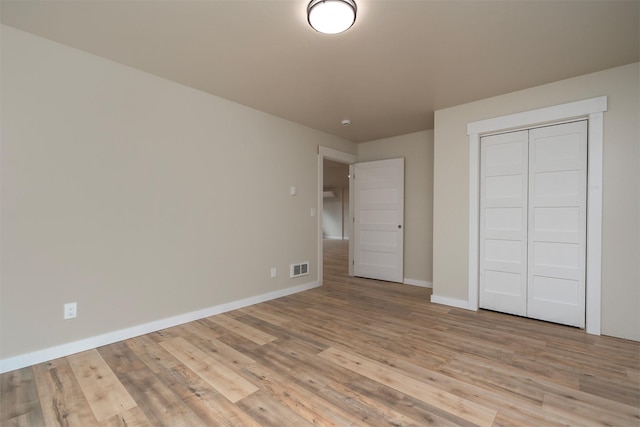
[
  {"left": 542, "top": 393, "right": 640, "bottom": 426},
  {"left": 244, "top": 339, "right": 352, "bottom": 396},
  {"left": 238, "top": 304, "right": 295, "bottom": 328},
  {"left": 236, "top": 390, "right": 316, "bottom": 427},
  {"left": 33, "top": 358, "right": 99, "bottom": 427},
  {"left": 159, "top": 336, "right": 258, "bottom": 403},
  {"left": 99, "top": 341, "right": 205, "bottom": 426},
  {"left": 491, "top": 411, "right": 571, "bottom": 427},
  {"left": 324, "top": 379, "right": 460, "bottom": 427},
  {"left": 0, "top": 367, "right": 45, "bottom": 426},
  {"left": 445, "top": 351, "right": 640, "bottom": 425},
  {"left": 66, "top": 350, "right": 137, "bottom": 423},
  {"left": 440, "top": 355, "right": 545, "bottom": 401},
  {"left": 126, "top": 336, "right": 261, "bottom": 427},
  {"left": 319, "top": 346, "right": 497, "bottom": 427},
  {"left": 592, "top": 336, "right": 640, "bottom": 364},
  {"left": 189, "top": 318, "right": 226, "bottom": 339},
  {"left": 98, "top": 406, "right": 151, "bottom": 427},
  {"left": 208, "top": 313, "right": 277, "bottom": 345},
  {"left": 1, "top": 413, "right": 37, "bottom": 427},
  {"left": 243, "top": 363, "right": 365, "bottom": 426},
  {"left": 435, "top": 357, "right": 582, "bottom": 426},
  {"left": 531, "top": 345, "right": 633, "bottom": 385},
  {"left": 171, "top": 322, "right": 257, "bottom": 369},
  {"left": 579, "top": 373, "right": 640, "bottom": 407}
]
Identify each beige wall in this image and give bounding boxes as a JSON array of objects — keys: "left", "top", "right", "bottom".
[
  {"left": 433, "top": 63, "right": 639, "bottom": 341},
  {"left": 358, "top": 130, "right": 434, "bottom": 285},
  {"left": 0, "top": 26, "right": 356, "bottom": 359}
]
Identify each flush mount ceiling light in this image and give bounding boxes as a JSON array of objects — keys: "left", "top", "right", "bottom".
[{"left": 307, "top": 0, "right": 357, "bottom": 35}]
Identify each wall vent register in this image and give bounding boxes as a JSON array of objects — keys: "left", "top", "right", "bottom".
[{"left": 290, "top": 262, "right": 309, "bottom": 278}]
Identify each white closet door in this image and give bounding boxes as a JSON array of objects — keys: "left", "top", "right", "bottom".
[
  {"left": 479, "top": 131, "right": 529, "bottom": 316},
  {"left": 527, "top": 121, "right": 587, "bottom": 327}
]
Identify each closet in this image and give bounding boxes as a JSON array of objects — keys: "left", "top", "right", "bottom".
[{"left": 479, "top": 120, "right": 587, "bottom": 327}]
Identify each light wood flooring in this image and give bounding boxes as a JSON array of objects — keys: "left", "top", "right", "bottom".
[{"left": 2, "top": 239, "right": 639, "bottom": 426}]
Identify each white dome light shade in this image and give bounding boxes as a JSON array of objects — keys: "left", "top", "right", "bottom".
[{"left": 307, "top": 0, "right": 357, "bottom": 35}]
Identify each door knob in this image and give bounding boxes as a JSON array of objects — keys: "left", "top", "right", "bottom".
[{"left": 398, "top": 225, "right": 402, "bottom": 229}]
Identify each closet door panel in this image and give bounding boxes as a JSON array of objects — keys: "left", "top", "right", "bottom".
[
  {"left": 479, "top": 131, "right": 528, "bottom": 316},
  {"left": 527, "top": 121, "right": 587, "bottom": 327}
]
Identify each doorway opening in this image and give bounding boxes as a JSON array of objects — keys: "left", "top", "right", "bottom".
[
  {"left": 317, "top": 147, "right": 357, "bottom": 286},
  {"left": 322, "top": 160, "right": 350, "bottom": 241}
]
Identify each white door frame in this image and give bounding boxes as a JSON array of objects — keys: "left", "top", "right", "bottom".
[
  {"left": 467, "top": 96, "right": 607, "bottom": 335},
  {"left": 318, "top": 146, "right": 358, "bottom": 286}
]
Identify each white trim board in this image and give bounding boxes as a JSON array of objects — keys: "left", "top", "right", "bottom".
[
  {"left": 465, "top": 96, "right": 606, "bottom": 335},
  {"left": 467, "top": 96, "right": 608, "bottom": 135},
  {"left": 0, "top": 280, "right": 320, "bottom": 374}
]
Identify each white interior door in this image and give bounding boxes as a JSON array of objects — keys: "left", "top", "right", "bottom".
[
  {"left": 479, "top": 131, "right": 529, "bottom": 316},
  {"left": 353, "top": 158, "right": 404, "bottom": 283},
  {"left": 479, "top": 121, "right": 587, "bottom": 328},
  {"left": 527, "top": 121, "right": 587, "bottom": 327}
]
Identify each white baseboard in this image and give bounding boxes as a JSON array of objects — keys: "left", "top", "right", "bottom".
[
  {"left": 323, "top": 236, "right": 349, "bottom": 240},
  {"left": 0, "top": 280, "right": 320, "bottom": 374},
  {"left": 430, "top": 294, "right": 473, "bottom": 310},
  {"left": 403, "top": 278, "right": 432, "bottom": 288}
]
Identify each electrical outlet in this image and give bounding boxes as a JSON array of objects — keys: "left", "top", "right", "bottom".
[
  {"left": 271, "top": 267, "right": 277, "bottom": 278},
  {"left": 64, "top": 302, "right": 77, "bottom": 319}
]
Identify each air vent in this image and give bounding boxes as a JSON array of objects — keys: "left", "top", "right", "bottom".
[{"left": 290, "top": 261, "right": 310, "bottom": 278}]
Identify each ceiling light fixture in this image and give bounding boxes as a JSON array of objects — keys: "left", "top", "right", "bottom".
[{"left": 307, "top": 0, "right": 357, "bottom": 35}]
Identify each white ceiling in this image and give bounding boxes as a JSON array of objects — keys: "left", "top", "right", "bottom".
[{"left": 1, "top": 0, "right": 638, "bottom": 143}]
